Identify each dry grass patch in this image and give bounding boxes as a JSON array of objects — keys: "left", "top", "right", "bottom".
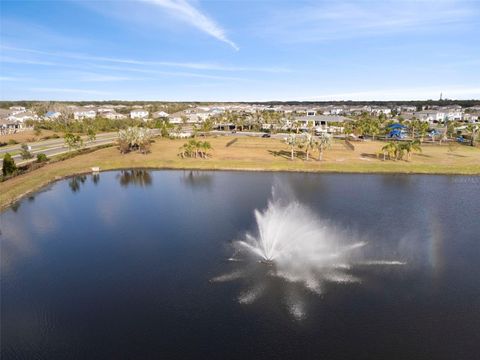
[{"left": 1, "top": 136, "right": 479, "bottom": 210}]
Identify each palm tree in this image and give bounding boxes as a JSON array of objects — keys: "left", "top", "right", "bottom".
[
  {"left": 285, "top": 134, "right": 298, "bottom": 160},
  {"left": 410, "top": 118, "right": 421, "bottom": 139},
  {"left": 303, "top": 133, "right": 316, "bottom": 161},
  {"left": 316, "top": 133, "right": 332, "bottom": 161},
  {"left": 417, "top": 121, "right": 429, "bottom": 142},
  {"left": 179, "top": 141, "right": 197, "bottom": 158},
  {"left": 200, "top": 141, "right": 212, "bottom": 158},
  {"left": 466, "top": 124, "right": 479, "bottom": 147},
  {"left": 381, "top": 141, "right": 397, "bottom": 160},
  {"left": 400, "top": 140, "right": 422, "bottom": 161}
]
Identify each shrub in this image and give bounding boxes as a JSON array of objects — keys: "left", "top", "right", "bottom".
[
  {"left": 2, "top": 153, "right": 17, "bottom": 176},
  {"left": 7, "top": 139, "right": 18, "bottom": 145},
  {"left": 118, "top": 127, "right": 153, "bottom": 154},
  {"left": 20, "top": 143, "right": 34, "bottom": 160},
  {"left": 64, "top": 133, "right": 83, "bottom": 150},
  {"left": 178, "top": 140, "right": 212, "bottom": 159},
  {"left": 36, "top": 153, "right": 49, "bottom": 163}
]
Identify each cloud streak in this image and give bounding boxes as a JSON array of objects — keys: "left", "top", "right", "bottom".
[
  {"left": 262, "top": 0, "right": 477, "bottom": 43},
  {"left": 30, "top": 87, "right": 109, "bottom": 95},
  {"left": 141, "top": 0, "right": 238, "bottom": 50},
  {"left": 1, "top": 45, "right": 287, "bottom": 72}
]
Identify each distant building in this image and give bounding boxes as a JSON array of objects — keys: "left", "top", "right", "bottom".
[
  {"left": 130, "top": 109, "right": 149, "bottom": 119},
  {"left": 153, "top": 111, "right": 169, "bottom": 118},
  {"left": 104, "top": 112, "right": 127, "bottom": 120},
  {"left": 74, "top": 110, "right": 96, "bottom": 120},
  {"left": 0, "top": 119, "right": 25, "bottom": 135},
  {"left": 295, "top": 115, "right": 350, "bottom": 133},
  {"left": 45, "top": 111, "right": 62, "bottom": 120},
  {"left": 9, "top": 106, "right": 26, "bottom": 114},
  {"left": 8, "top": 111, "right": 38, "bottom": 122}
]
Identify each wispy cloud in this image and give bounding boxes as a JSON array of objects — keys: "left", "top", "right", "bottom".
[
  {"left": 30, "top": 87, "right": 109, "bottom": 95},
  {"left": 0, "top": 76, "right": 31, "bottom": 82},
  {"left": 76, "top": 72, "right": 142, "bottom": 82},
  {"left": 262, "top": 0, "right": 478, "bottom": 43},
  {"left": 0, "top": 56, "right": 58, "bottom": 66},
  {"left": 1, "top": 46, "right": 256, "bottom": 82},
  {"left": 1, "top": 45, "right": 287, "bottom": 73},
  {"left": 141, "top": 0, "right": 238, "bottom": 50},
  {"left": 91, "top": 64, "right": 255, "bottom": 82}
]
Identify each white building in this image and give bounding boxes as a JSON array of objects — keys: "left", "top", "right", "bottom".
[
  {"left": 371, "top": 107, "right": 392, "bottom": 116},
  {"left": 153, "top": 111, "right": 169, "bottom": 118},
  {"left": 44, "top": 111, "right": 62, "bottom": 120},
  {"left": 104, "top": 112, "right": 127, "bottom": 120},
  {"left": 7, "top": 111, "right": 38, "bottom": 122},
  {"left": 74, "top": 110, "right": 96, "bottom": 120},
  {"left": 130, "top": 110, "right": 149, "bottom": 119}
]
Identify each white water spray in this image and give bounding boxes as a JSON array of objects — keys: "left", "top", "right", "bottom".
[{"left": 213, "top": 186, "right": 404, "bottom": 318}]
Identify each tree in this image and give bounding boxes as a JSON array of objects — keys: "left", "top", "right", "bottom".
[
  {"left": 199, "top": 141, "right": 212, "bottom": 158},
  {"left": 316, "top": 133, "right": 332, "bottom": 161},
  {"left": 64, "top": 133, "right": 83, "bottom": 151},
  {"left": 198, "top": 119, "right": 214, "bottom": 134},
  {"left": 400, "top": 140, "right": 422, "bottom": 161},
  {"left": 118, "top": 127, "right": 153, "bottom": 154},
  {"left": 417, "top": 121, "right": 429, "bottom": 142},
  {"left": 381, "top": 142, "right": 397, "bottom": 160},
  {"left": 179, "top": 141, "right": 194, "bottom": 158},
  {"left": 20, "top": 143, "right": 33, "bottom": 160},
  {"left": 285, "top": 134, "right": 298, "bottom": 160},
  {"left": 2, "top": 153, "right": 17, "bottom": 176},
  {"left": 87, "top": 128, "right": 96, "bottom": 143},
  {"left": 343, "top": 121, "right": 355, "bottom": 136},
  {"left": 410, "top": 118, "right": 421, "bottom": 138},
  {"left": 178, "top": 140, "right": 212, "bottom": 159},
  {"left": 466, "top": 124, "right": 479, "bottom": 147},
  {"left": 156, "top": 119, "right": 173, "bottom": 137},
  {"left": 303, "top": 133, "right": 316, "bottom": 161},
  {"left": 36, "top": 153, "right": 49, "bottom": 163}
]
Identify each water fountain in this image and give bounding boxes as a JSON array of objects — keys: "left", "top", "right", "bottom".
[{"left": 213, "top": 185, "right": 405, "bottom": 318}]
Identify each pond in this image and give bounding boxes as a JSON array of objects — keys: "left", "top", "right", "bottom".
[{"left": 1, "top": 170, "right": 479, "bottom": 359}]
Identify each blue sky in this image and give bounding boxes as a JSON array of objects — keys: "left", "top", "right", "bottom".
[{"left": 1, "top": 0, "right": 479, "bottom": 101}]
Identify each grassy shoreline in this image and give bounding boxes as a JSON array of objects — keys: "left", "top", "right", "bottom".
[{"left": 2, "top": 136, "right": 479, "bottom": 211}]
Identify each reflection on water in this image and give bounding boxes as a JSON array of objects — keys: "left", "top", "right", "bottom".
[
  {"left": 68, "top": 175, "right": 87, "bottom": 193},
  {"left": 1, "top": 171, "right": 479, "bottom": 360},
  {"left": 92, "top": 173, "right": 100, "bottom": 185},
  {"left": 10, "top": 202, "right": 21, "bottom": 212},
  {"left": 117, "top": 170, "right": 152, "bottom": 187},
  {"left": 182, "top": 171, "right": 213, "bottom": 188}
]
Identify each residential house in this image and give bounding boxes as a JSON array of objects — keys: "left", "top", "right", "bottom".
[
  {"left": 8, "top": 110, "right": 38, "bottom": 122},
  {"left": 104, "top": 112, "right": 127, "bottom": 120},
  {"left": 153, "top": 111, "right": 169, "bottom": 118},
  {"left": 74, "top": 109, "right": 96, "bottom": 120},
  {"left": 295, "top": 115, "right": 350, "bottom": 133},
  {"left": 44, "top": 111, "right": 62, "bottom": 120},
  {"left": 0, "top": 119, "right": 24, "bottom": 135},
  {"left": 130, "top": 109, "right": 149, "bottom": 119}
]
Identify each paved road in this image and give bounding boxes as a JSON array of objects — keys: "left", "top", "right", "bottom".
[
  {"left": 0, "top": 133, "right": 118, "bottom": 168},
  {"left": 0, "top": 132, "right": 118, "bottom": 155},
  {"left": 0, "top": 130, "right": 167, "bottom": 168}
]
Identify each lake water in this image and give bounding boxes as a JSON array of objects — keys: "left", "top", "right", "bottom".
[{"left": 1, "top": 170, "right": 479, "bottom": 359}]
